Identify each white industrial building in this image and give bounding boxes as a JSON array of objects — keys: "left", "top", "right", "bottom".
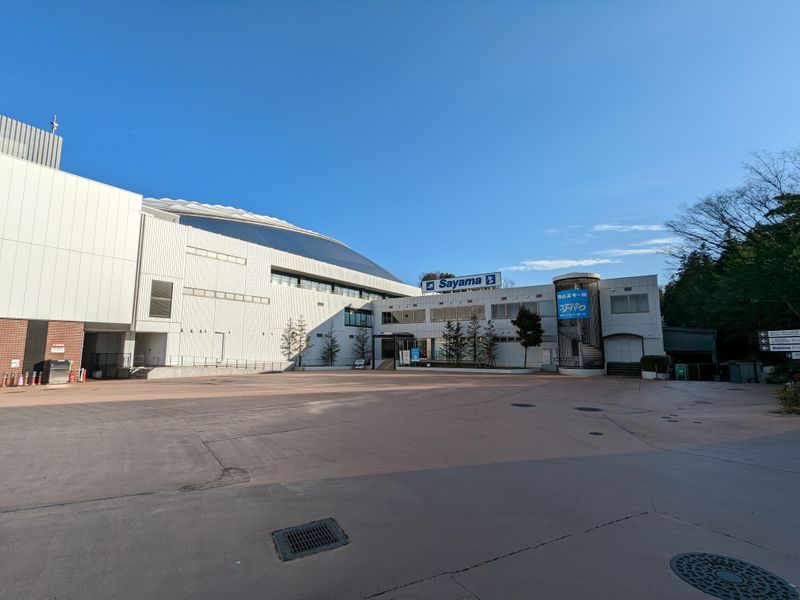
[{"left": 0, "top": 115, "right": 664, "bottom": 379}]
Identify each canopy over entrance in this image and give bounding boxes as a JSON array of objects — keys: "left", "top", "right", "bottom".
[{"left": 371, "top": 332, "right": 414, "bottom": 370}]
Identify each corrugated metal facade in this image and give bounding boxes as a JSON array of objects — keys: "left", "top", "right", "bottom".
[
  {"left": 0, "top": 153, "right": 142, "bottom": 325},
  {"left": 134, "top": 213, "right": 418, "bottom": 364},
  {"left": 0, "top": 115, "right": 63, "bottom": 169}
]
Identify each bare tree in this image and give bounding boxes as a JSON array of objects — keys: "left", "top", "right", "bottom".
[{"left": 667, "top": 147, "right": 799, "bottom": 257}]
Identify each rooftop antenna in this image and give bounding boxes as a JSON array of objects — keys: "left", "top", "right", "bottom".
[{"left": 50, "top": 114, "right": 58, "bottom": 134}]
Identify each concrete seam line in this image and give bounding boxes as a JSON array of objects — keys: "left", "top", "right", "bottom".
[
  {"left": 657, "top": 511, "right": 800, "bottom": 562},
  {"left": 666, "top": 449, "right": 800, "bottom": 476},
  {"left": 450, "top": 574, "right": 482, "bottom": 600},
  {"left": 364, "top": 510, "right": 651, "bottom": 598}
]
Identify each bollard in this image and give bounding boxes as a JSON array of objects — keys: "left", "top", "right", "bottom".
[
  {"left": 24, "top": 371, "right": 29, "bottom": 386},
  {"left": 1, "top": 373, "right": 6, "bottom": 387},
  {"left": 17, "top": 373, "right": 24, "bottom": 387}
]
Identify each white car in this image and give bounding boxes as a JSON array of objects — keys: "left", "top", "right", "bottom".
[{"left": 353, "top": 359, "right": 366, "bottom": 369}]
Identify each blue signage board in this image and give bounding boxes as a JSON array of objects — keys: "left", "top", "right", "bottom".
[
  {"left": 410, "top": 347, "right": 420, "bottom": 362},
  {"left": 557, "top": 289, "right": 590, "bottom": 319},
  {"left": 422, "top": 272, "right": 501, "bottom": 293}
]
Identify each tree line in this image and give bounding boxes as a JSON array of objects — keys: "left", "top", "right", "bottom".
[
  {"left": 280, "top": 316, "right": 371, "bottom": 366},
  {"left": 439, "top": 306, "right": 543, "bottom": 368},
  {"left": 663, "top": 147, "right": 800, "bottom": 360}
]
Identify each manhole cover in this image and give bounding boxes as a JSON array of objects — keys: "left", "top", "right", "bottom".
[
  {"left": 670, "top": 553, "right": 798, "bottom": 600},
  {"left": 511, "top": 403, "right": 535, "bottom": 408},
  {"left": 272, "top": 518, "right": 348, "bottom": 561},
  {"left": 574, "top": 406, "right": 603, "bottom": 412},
  {"left": 588, "top": 431, "right": 604, "bottom": 436}
]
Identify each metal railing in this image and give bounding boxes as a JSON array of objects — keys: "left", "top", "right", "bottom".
[{"left": 132, "top": 355, "right": 287, "bottom": 372}]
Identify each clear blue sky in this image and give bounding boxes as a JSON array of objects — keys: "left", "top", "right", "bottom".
[{"left": 3, "top": 1, "right": 799, "bottom": 287}]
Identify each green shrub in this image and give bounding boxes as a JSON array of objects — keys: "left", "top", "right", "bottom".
[
  {"left": 765, "top": 360, "right": 800, "bottom": 384},
  {"left": 641, "top": 355, "right": 670, "bottom": 372},
  {"left": 777, "top": 384, "right": 800, "bottom": 415}
]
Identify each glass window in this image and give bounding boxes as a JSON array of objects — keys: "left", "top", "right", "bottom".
[
  {"left": 539, "top": 300, "right": 556, "bottom": 317},
  {"left": 610, "top": 295, "right": 629, "bottom": 314},
  {"left": 149, "top": 280, "right": 173, "bottom": 318},
  {"left": 631, "top": 293, "right": 649, "bottom": 312},
  {"left": 611, "top": 294, "right": 649, "bottom": 314}
]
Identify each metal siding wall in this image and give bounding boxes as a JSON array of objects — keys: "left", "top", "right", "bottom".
[
  {"left": 0, "top": 154, "right": 142, "bottom": 324},
  {"left": 0, "top": 115, "right": 63, "bottom": 169}
]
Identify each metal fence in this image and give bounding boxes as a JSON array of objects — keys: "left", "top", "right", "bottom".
[{"left": 132, "top": 355, "right": 287, "bottom": 372}]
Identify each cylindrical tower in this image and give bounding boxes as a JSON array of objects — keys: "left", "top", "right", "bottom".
[{"left": 553, "top": 272, "right": 605, "bottom": 375}]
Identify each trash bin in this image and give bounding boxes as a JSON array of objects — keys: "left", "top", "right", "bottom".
[{"left": 43, "top": 359, "right": 72, "bottom": 384}]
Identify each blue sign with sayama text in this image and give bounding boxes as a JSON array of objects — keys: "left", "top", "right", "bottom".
[
  {"left": 421, "top": 272, "right": 501, "bottom": 293},
  {"left": 410, "top": 347, "right": 420, "bottom": 362},
  {"left": 557, "top": 289, "right": 590, "bottom": 319}
]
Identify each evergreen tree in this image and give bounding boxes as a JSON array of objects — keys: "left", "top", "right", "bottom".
[
  {"left": 293, "top": 316, "right": 313, "bottom": 364},
  {"left": 512, "top": 306, "right": 543, "bottom": 368},
  {"left": 353, "top": 327, "right": 371, "bottom": 363},
  {"left": 466, "top": 314, "right": 482, "bottom": 366},
  {"left": 442, "top": 320, "right": 456, "bottom": 364},
  {"left": 280, "top": 318, "right": 296, "bottom": 360},
  {"left": 480, "top": 320, "right": 499, "bottom": 368},
  {"left": 449, "top": 321, "right": 467, "bottom": 366},
  {"left": 321, "top": 323, "right": 341, "bottom": 366}
]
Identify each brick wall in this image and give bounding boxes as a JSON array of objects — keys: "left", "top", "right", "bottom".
[
  {"left": 0, "top": 319, "right": 28, "bottom": 374},
  {"left": 44, "top": 321, "right": 85, "bottom": 372}
]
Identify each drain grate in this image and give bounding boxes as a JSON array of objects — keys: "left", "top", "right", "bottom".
[
  {"left": 272, "top": 518, "right": 348, "bottom": 561},
  {"left": 574, "top": 406, "right": 603, "bottom": 412},
  {"left": 670, "top": 553, "right": 798, "bottom": 600},
  {"left": 511, "top": 403, "right": 535, "bottom": 408}
]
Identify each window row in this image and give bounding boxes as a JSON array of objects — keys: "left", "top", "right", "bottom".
[
  {"left": 382, "top": 309, "right": 426, "bottom": 324},
  {"left": 345, "top": 307, "right": 374, "bottom": 327},
  {"left": 490, "top": 300, "right": 555, "bottom": 320},
  {"left": 270, "top": 270, "right": 390, "bottom": 301},
  {"left": 430, "top": 305, "right": 486, "bottom": 322},
  {"left": 186, "top": 246, "right": 246, "bottom": 265},
  {"left": 183, "top": 287, "right": 270, "bottom": 304},
  {"left": 610, "top": 293, "right": 649, "bottom": 314}
]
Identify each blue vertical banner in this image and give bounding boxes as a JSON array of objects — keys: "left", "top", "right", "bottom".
[
  {"left": 410, "top": 347, "right": 420, "bottom": 362},
  {"left": 557, "top": 289, "right": 590, "bottom": 319}
]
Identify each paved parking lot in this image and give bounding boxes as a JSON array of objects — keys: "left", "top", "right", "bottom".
[{"left": 0, "top": 372, "right": 798, "bottom": 599}]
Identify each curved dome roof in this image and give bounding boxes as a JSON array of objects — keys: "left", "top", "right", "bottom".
[{"left": 142, "top": 197, "right": 402, "bottom": 283}]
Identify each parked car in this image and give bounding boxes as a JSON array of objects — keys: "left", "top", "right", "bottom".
[{"left": 353, "top": 359, "right": 366, "bottom": 369}]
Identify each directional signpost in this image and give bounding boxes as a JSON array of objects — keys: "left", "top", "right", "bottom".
[{"left": 758, "top": 329, "right": 800, "bottom": 354}]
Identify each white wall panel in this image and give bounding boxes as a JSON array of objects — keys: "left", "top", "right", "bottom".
[
  {"left": 70, "top": 178, "right": 88, "bottom": 252},
  {"left": 3, "top": 158, "right": 25, "bottom": 241},
  {"left": 56, "top": 176, "right": 76, "bottom": 250},
  {"left": 23, "top": 244, "right": 45, "bottom": 315},
  {"left": 44, "top": 170, "right": 65, "bottom": 247},
  {"left": 92, "top": 186, "right": 109, "bottom": 255},
  {"left": 0, "top": 239, "right": 17, "bottom": 314},
  {"left": 36, "top": 246, "right": 58, "bottom": 318},
  {"left": 31, "top": 168, "right": 52, "bottom": 246},
  {"left": 0, "top": 154, "right": 142, "bottom": 324},
  {"left": 8, "top": 242, "right": 30, "bottom": 315},
  {"left": 0, "top": 154, "right": 13, "bottom": 236}
]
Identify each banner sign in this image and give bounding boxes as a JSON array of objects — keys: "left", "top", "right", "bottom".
[
  {"left": 422, "top": 272, "right": 501, "bottom": 293},
  {"left": 410, "top": 347, "right": 420, "bottom": 362},
  {"left": 557, "top": 289, "right": 590, "bottom": 320}
]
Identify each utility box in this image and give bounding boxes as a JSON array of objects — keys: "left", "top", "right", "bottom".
[{"left": 43, "top": 359, "right": 72, "bottom": 384}]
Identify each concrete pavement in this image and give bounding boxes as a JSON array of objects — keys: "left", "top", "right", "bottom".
[{"left": 0, "top": 372, "right": 798, "bottom": 599}]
